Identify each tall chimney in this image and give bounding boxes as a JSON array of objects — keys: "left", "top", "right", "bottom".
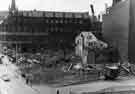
[{"left": 90, "top": 4, "right": 95, "bottom": 16}]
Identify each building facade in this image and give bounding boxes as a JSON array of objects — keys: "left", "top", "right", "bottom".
[
  {"left": 103, "top": 0, "right": 135, "bottom": 62},
  {"left": 0, "top": 0, "right": 102, "bottom": 53}
]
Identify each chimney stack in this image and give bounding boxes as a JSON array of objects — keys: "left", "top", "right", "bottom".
[{"left": 90, "top": 4, "right": 95, "bottom": 16}]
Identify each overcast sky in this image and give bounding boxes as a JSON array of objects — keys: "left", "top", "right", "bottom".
[{"left": 0, "top": 0, "right": 112, "bottom": 15}]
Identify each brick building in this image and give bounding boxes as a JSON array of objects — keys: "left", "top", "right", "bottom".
[
  {"left": 103, "top": 0, "right": 135, "bottom": 62},
  {"left": 0, "top": 0, "right": 102, "bottom": 53}
]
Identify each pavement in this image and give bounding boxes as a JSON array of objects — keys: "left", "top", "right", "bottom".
[
  {"left": 0, "top": 57, "right": 39, "bottom": 94},
  {"left": 0, "top": 78, "right": 39, "bottom": 94}
]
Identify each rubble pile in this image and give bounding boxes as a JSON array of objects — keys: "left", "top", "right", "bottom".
[{"left": 1, "top": 48, "right": 81, "bottom": 84}]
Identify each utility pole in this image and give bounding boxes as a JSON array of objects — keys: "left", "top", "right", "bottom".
[{"left": 16, "top": 44, "right": 17, "bottom": 63}]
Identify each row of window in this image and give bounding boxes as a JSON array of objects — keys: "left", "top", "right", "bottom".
[
  {"left": 0, "top": 35, "right": 48, "bottom": 41},
  {"left": 0, "top": 25, "right": 8, "bottom": 32},
  {"left": 0, "top": 26, "right": 71, "bottom": 33},
  {"left": 15, "top": 18, "right": 84, "bottom": 24},
  {"left": 0, "top": 24, "right": 87, "bottom": 33},
  {"left": 1, "top": 22, "right": 80, "bottom": 31},
  {"left": 16, "top": 11, "right": 89, "bottom": 19}
]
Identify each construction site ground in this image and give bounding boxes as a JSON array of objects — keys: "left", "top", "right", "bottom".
[
  {"left": 0, "top": 61, "right": 135, "bottom": 94},
  {"left": 32, "top": 76, "right": 135, "bottom": 94},
  {"left": 2, "top": 48, "right": 135, "bottom": 94}
]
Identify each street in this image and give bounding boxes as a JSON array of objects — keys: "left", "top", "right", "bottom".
[{"left": 0, "top": 60, "right": 39, "bottom": 94}]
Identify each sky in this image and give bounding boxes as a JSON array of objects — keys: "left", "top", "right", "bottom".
[{"left": 0, "top": 0, "right": 112, "bottom": 15}]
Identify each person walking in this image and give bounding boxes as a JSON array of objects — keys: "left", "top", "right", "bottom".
[{"left": 56, "top": 90, "right": 59, "bottom": 94}]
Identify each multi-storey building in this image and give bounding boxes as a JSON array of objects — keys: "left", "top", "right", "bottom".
[
  {"left": 103, "top": 0, "right": 135, "bottom": 62},
  {"left": 0, "top": 0, "right": 102, "bottom": 53}
]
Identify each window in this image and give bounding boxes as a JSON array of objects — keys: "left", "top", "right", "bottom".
[
  {"left": 55, "top": 27, "right": 58, "bottom": 32},
  {"left": 18, "top": 25, "right": 21, "bottom": 32},
  {"left": 88, "top": 42, "right": 93, "bottom": 47},
  {"left": 46, "top": 19, "right": 49, "bottom": 23},
  {"left": 69, "top": 19, "right": 73, "bottom": 23},
  {"left": 55, "top": 20, "right": 58, "bottom": 23},
  {"left": 3, "top": 25, "right": 6, "bottom": 32},
  {"left": 79, "top": 20, "right": 83, "bottom": 24},
  {"left": 24, "top": 26, "right": 28, "bottom": 32},
  {"left": 87, "top": 35, "right": 92, "bottom": 40},
  {"left": 11, "top": 26, "right": 15, "bottom": 32},
  {"left": 50, "top": 19, "right": 54, "bottom": 23},
  {"left": 28, "top": 12, "right": 32, "bottom": 16},
  {"left": 77, "top": 40, "right": 79, "bottom": 45},
  {"left": 64, "top": 19, "right": 68, "bottom": 24},
  {"left": 61, "top": 19, "right": 64, "bottom": 24},
  {"left": 45, "top": 12, "right": 54, "bottom": 17},
  {"left": 60, "top": 28, "right": 63, "bottom": 32}
]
